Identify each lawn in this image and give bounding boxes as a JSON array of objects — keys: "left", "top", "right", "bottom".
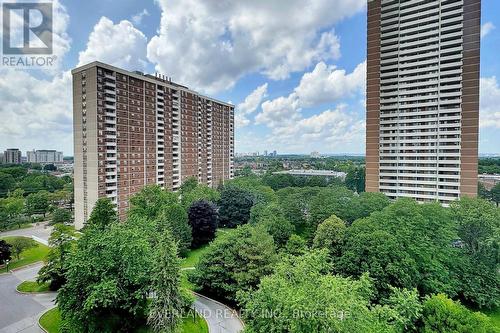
[
  {"left": 181, "top": 244, "right": 209, "bottom": 268},
  {"left": 39, "top": 307, "right": 61, "bottom": 333},
  {"left": 0, "top": 236, "right": 50, "bottom": 273},
  {"left": 16, "top": 280, "right": 50, "bottom": 293},
  {"left": 484, "top": 307, "right": 500, "bottom": 328},
  {"left": 39, "top": 307, "right": 208, "bottom": 333}
]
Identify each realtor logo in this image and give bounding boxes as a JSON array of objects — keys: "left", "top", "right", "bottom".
[{"left": 2, "top": 2, "right": 53, "bottom": 54}]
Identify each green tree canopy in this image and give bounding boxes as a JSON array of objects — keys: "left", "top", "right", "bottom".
[
  {"left": 57, "top": 223, "right": 154, "bottom": 332},
  {"left": 190, "top": 224, "right": 278, "bottom": 303},
  {"left": 239, "top": 250, "right": 400, "bottom": 333},
  {"left": 218, "top": 185, "right": 255, "bottom": 228},
  {"left": 85, "top": 198, "right": 117, "bottom": 231}
]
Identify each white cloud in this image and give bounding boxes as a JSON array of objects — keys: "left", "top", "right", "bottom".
[
  {"left": 131, "top": 9, "right": 150, "bottom": 25},
  {"left": 481, "top": 22, "right": 495, "bottom": 39},
  {"left": 147, "top": 0, "right": 365, "bottom": 93},
  {"left": 0, "top": 69, "right": 73, "bottom": 154},
  {"left": 235, "top": 83, "right": 268, "bottom": 128},
  {"left": 480, "top": 77, "right": 500, "bottom": 128},
  {"left": 295, "top": 61, "right": 366, "bottom": 107},
  {"left": 78, "top": 17, "right": 148, "bottom": 71},
  {"left": 255, "top": 61, "right": 365, "bottom": 127}
]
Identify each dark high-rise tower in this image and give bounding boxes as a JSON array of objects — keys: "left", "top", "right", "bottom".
[{"left": 366, "top": 0, "right": 481, "bottom": 204}]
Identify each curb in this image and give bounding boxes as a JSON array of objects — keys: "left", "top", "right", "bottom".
[
  {"left": 0, "top": 261, "right": 44, "bottom": 275},
  {"left": 193, "top": 291, "right": 245, "bottom": 328}
]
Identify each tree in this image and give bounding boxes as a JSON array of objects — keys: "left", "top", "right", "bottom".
[
  {"left": 58, "top": 223, "right": 154, "bottom": 332},
  {"left": 450, "top": 198, "right": 500, "bottom": 309},
  {"left": 0, "top": 171, "right": 16, "bottom": 198},
  {"left": 43, "top": 164, "right": 57, "bottom": 171},
  {"left": 313, "top": 214, "right": 346, "bottom": 257},
  {"left": 250, "top": 202, "right": 294, "bottom": 248},
  {"left": 478, "top": 182, "right": 491, "bottom": 201},
  {"left": 128, "top": 185, "right": 177, "bottom": 220},
  {"left": 190, "top": 224, "right": 278, "bottom": 303},
  {"left": 491, "top": 183, "right": 500, "bottom": 207},
  {"left": 1, "top": 190, "right": 25, "bottom": 228},
  {"left": 179, "top": 177, "right": 198, "bottom": 196},
  {"left": 25, "top": 191, "right": 49, "bottom": 217},
  {"left": 51, "top": 208, "right": 72, "bottom": 225},
  {"left": 418, "top": 294, "right": 499, "bottom": 333},
  {"left": 180, "top": 184, "right": 220, "bottom": 209},
  {"left": 38, "top": 223, "right": 75, "bottom": 290},
  {"left": 336, "top": 199, "right": 457, "bottom": 300},
  {"left": 188, "top": 200, "right": 218, "bottom": 248},
  {"left": 345, "top": 167, "right": 366, "bottom": 193},
  {"left": 284, "top": 234, "right": 308, "bottom": 256},
  {"left": 9, "top": 237, "right": 37, "bottom": 260},
  {"left": 156, "top": 204, "right": 192, "bottom": 256},
  {"left": 308, "top": 186, "right": 356, "bottom": 230},
  {"left": 276, "top": 187, "right": 322, "bottom": 232},
  {"left": 148, "top": 231, "right": 189, "bottom": 333},
  {"left": 355, "top": 192, "right": 391, "bottom": 220},
  {"left": 218, "top": 185, "right": 255, "bottom": 228},
  {"left": 262, "top": 173, "right": 296, "bottom": 190},
  {"left": 85, "top": 198, "right": 117, "bottom": 230},
  {"left": 0, "top": 239, "right": 12, "bottom": 264},
  {"left": 239, "top": 250, "right": 398, "bottom": 333}
]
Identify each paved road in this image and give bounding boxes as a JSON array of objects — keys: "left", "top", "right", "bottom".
[
  {"left": 0, "top": 263, "right": 56, "bottom": 333},
  {"left": 1, "top": 226, "right": 243, "bottom": 333},
  {"left": 0, "top": 224, "right": 52, "bottom": 243},
  {"left": 193, "top": 293, "right": 244, "bottom": 333}
]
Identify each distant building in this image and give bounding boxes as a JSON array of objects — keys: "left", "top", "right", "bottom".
[
  {"left": 27, "top": 149, "right": 64, "bottom": 164},
  {"left": 0, "top": 153, "right": 3, "bottom": 164},
  {"left": 3, "top": 148, "right": 22, "bottom": 164},
  {"left": 274, "top": 169, "right": 347, "bottom": 181},
  {"left": 310, "top": 151, "right": 321, "bottom": 158},
  {"left": 272, "top": 150, "right": 277, "bottom": 157},
  {"left": 479, "top": 174, "right": 500, "bottom": 190},
  {"left": 264, "top": 150, "right": 268, "bottom": 156}
]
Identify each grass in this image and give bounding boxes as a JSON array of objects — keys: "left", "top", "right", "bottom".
[
  {"left": 17, "top": 280, "right": 50, "bottom": 293},
  {"left": 0, "top": 236, "right": 50, "bottom": 273},
  {"left": 39, "top": 307, "right": 208, "bottom": 333},
  {"left": 39, "top": 307, "right": 61, "bottom": 333},
  {"left": 483, "top": 307, "right": 500, "bottom": 328},
  {"left": 181, "top": 244, "right": 209, "bottom": 269},
  {"left": 0, "top": 223, "right": 32, "bottom": 232}
]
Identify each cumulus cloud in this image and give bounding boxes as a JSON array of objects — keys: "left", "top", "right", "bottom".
[
  {"left": 480, "top": 77, "right": 500, "bottom": 128},
  {"left": 295, "top": 61, "right": 366, "bottom": 107},
  {"left": 255, "top": 61, "right": 365, "bottom": 126},
  {"left": 131, "top": 9, "right": 150, "bottom": 25},
  {"left": 235, "top": 83, "right": 268, "bottom": 128},
  {"left": 481, "top": 22, "right": 495, "bottom": 39},
  {"left": 78, "top": 17, "right": 148, "bottom": 70},
  {"left": 0, "top": 69, "right": 73, "bottom": 153},
  {"left": 147, "top": 0, "right": 365, "bottom": 92}
]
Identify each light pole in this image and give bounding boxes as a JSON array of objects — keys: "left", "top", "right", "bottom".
[{"left": 6, "top": 259, "right": 10, "bottom": 272}]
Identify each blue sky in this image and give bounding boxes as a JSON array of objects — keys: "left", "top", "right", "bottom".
[{"left": 1, "top": 0, "right": 499, "bottom": 155}]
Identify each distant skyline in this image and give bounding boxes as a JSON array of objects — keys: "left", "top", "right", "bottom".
[{"left": 1, "top": 0, "right": 499, "bottom": 155}]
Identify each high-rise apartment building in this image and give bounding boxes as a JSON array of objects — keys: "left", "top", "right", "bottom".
[
  {"left": 27, "top": 149, "right": 64, "bottom": 164},
  {"left": 366, "top": 0, "right": 480, "bottom": 204},
  {"left": 3, "top": 149, "right": 22, "bottom": 164},
  {"left": 73, "top": 62, "right": 234, "bottom": 229}
]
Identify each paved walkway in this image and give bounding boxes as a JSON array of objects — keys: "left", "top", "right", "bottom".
[
  {"left": 1, "top": 225, "right": 243, "bottom": 333},
  {"left": 193, "top": 293, "right": 244, "bottom": 333},
  {"left": 0, "top": 223, "right": 52, "bottom": 243},
  {"left": 0, "top": 263, "right": 56, "bottom": 333}
]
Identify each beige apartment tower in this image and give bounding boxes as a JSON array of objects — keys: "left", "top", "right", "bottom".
[
  {"left": 366, "top": 0, "right": 480, "bottom": 204},
  {"left": 73, "top": 62, "right": 234, "bottom": 229}
]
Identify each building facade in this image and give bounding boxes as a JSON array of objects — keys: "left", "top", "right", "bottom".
[
  {"left": 27, "top": 150, "right": 64, "bottom": 164},
  {"left": 3, "top": 149, "right": 22, "bottom": 164},
  {"left": 366, "top": 0, "right": 480, "bottom": 204},
  {"left": 73, "top": 62, "right": 235, "bottom": 229}
]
